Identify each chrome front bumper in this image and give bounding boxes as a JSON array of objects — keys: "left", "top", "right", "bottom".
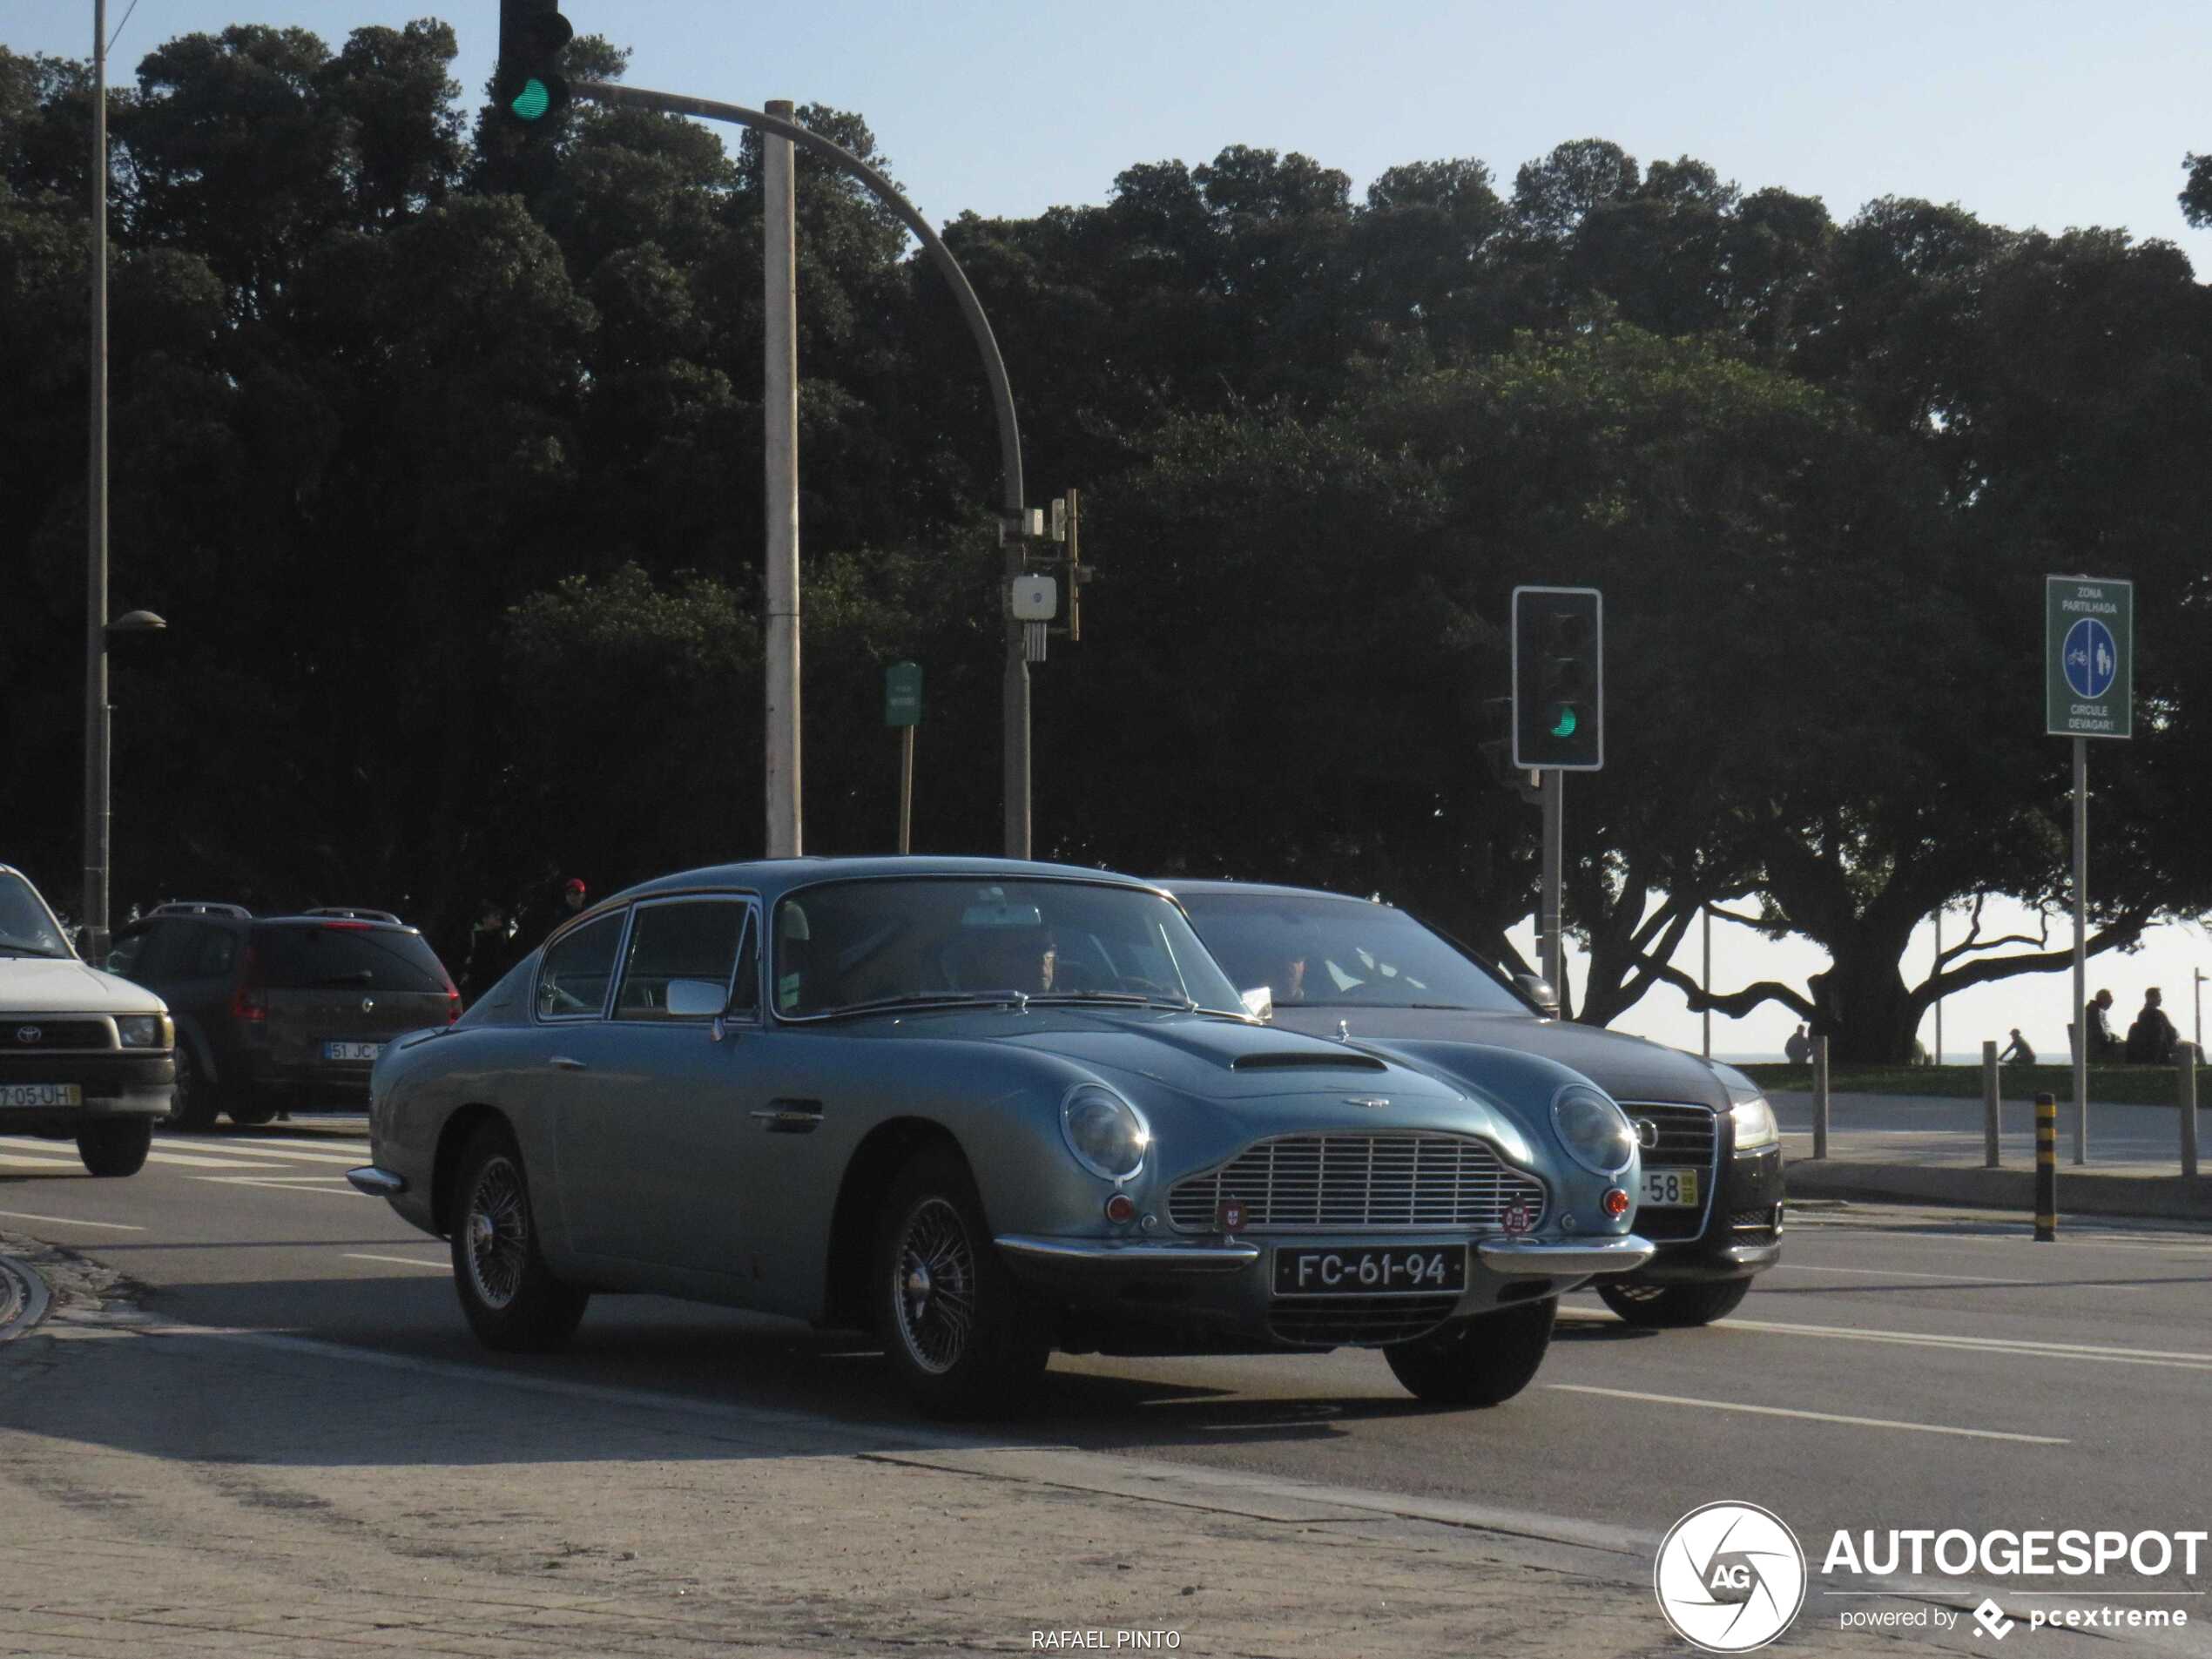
[
  {"left": 346, "top": 1165, "right": 408, "bottom": 1197},
  {"left": 1477, "top": 1234, "right": 1656, "bottom": 1277},
  {"left": 994, "top": 1235, "right": 1259, "bottom": 1273}
]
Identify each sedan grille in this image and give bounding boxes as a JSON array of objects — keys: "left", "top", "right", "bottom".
[
  {"left": 1620, "top": 1103, "right": 1718, "bottom": 1242},
  {"left": 1269, "top": 1293, "right": 1460, "bottom": 1347},
  {"left": 5, "top": 1020, "right": 111, "bottom": 1052},
  {"left": 1169, "top": 1134, "right": 1545, "bottom": 1234}
]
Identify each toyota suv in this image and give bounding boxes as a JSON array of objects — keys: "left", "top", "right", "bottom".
[
  {"left": 0, "top": 863, "right": 176, "bottom": 1175},
  {"left": 1165, "top": 879, "right": 1784, "bottom": 1327},
  {"left": 110, "top": 907, "right": 459, "bottom": 1128}
]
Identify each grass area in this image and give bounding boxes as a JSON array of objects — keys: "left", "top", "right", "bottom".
[{"left": 1739, "top": 1062, "right": 2196, "bottom": 1107}]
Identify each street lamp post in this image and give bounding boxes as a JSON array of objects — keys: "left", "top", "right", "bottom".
[
  {"left": 84, "top": 610, "right": 167, "bottom": 961},
  {"left": 81, "top": 0, "right": 113, "bottom": 964}
]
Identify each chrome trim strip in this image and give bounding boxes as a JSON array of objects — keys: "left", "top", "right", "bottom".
[
  {"left": 995, "top": 1234, "right": 1260, "bottom": 1271},
  {"left": 345, "top": 1166, "right": 408, "bottom": 1197},
  {"left": 1477, "top": 1235, "right": 1656, "bottom": 1276}
]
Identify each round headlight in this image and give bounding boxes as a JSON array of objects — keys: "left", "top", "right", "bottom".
[
  {"left": 1552, "top": 1085, "right": 1636, "bottom": 1177},
  {"left": 1061, "top": 1085, "right": 1150, "bottom": 1183}
]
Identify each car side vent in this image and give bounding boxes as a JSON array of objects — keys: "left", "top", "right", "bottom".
[{"left": 1230, "top": 1051, "right": 1388, "bottom": 1072}]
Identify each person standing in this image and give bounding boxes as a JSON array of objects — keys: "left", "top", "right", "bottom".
[{"left": 1784, "top": 1023, "right": 1812, "bottom": 1065}]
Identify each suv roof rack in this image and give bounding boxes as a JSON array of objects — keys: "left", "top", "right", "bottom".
[
  {"left": 300, "top": 907, "right": 403, "bottom": 925},
  {"left": 150, "top": 900, "right": 253, "bottom": 919}
]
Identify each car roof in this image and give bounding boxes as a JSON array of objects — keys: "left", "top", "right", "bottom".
[
  {"left": 1154, "top": 877, "right": 1394, "bottom": 907},
  {"left": 614, "top": 855, "right": 1162, "bottom": 911}
]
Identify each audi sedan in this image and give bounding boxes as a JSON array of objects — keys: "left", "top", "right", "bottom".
[
  {"left": 350, "top": 858, "right": 1654, "bottom": 1417},
  {"left": 1166, "top": 880, "right": 1784, "bottom": 1328}
]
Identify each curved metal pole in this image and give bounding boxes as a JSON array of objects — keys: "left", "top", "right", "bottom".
[{"left": 572, "top": 82, "right": 1024, "bottom": 518}]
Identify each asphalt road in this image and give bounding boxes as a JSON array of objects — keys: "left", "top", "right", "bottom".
[{"left": 4, "top": 1117, "right": 2209, "bottom": 1606}]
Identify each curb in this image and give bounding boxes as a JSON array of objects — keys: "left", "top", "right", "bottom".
[
  {"left": 1785, "top": 1158, "right": 2212, "bottom": 1223},
  {"left": 0, "top": 1253, "right": 52, "bottom": 1344}
]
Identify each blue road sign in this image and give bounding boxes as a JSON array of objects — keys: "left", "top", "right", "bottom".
[{"left": 2061, "top": 617, "right": 2117, "bottom": 700}]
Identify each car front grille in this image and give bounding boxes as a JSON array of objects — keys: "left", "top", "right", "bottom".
[
  {"left": 3, "top": 1019, "right": 111, "bottom": 1052},
  {"left": 1268, "top": 1293, "right": 1460, "bottom": 1347},
  {"left": 1732, "top": 1204, "right": 1784, "bottom": 1238},
  {"left": 1168, "top": 1133, "right": 1545, "bottom": 1234},
  {"left": 1621, "top": 1103, "right": 1718, "bottom": 1242}
]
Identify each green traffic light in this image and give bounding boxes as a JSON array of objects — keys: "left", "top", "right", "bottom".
[
  {"left": 1549, "top": 705, "right": 1577, "bottom": 738},
  {"left": 509, "top": 77, "right": 551, "bottom": 121}
]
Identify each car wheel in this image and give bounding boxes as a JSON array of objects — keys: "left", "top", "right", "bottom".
[
  {"left": 1596, "top": 1278, "right": 1751, "bottom": 1328},
  {"left": 875, "top": 1146, "right": 1047, "bottom": 1419},
  {"left": 76, "top": 1117, "right": 153, "bottom": 1177},
  {"left": 168, "top": 1045, "right": 220, "bottom": 1131},
  {"left": 1385, "top": 1298, "right": 1556, "bottom": 1406},
  {"left": 448, "top": 1124, "right": 589, "bottom": 1352},
  {"left": 227, "top": 1101, "right": 278, "bottom": 1127}
]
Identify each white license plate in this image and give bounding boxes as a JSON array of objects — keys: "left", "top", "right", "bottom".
[
  {"left": 324, "top": 1042, "right": 382, "bottom": 1062},
  {"left": 0, "top": 1083, "right": 82, "bottom": 1109},
  {"left": 1641, "top": 1167, "right": 1701, "bottom": 1208}
]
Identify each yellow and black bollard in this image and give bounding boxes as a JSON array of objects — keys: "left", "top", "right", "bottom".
[{"left": 2033, "top": 1092, "right": 2058, "bottom": 1242}]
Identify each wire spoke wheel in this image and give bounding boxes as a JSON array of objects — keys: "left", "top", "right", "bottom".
[
  {"left": 894, "top": 1197, "right": 979, "bottom": 1374},
  {"left": 463, "top": 1156, "right": 530, "bottom": 1312}
]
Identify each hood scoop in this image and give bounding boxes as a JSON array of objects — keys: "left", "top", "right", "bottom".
[{"left": 1231, "top": 1050, "right": 1387, "bottom": 1073}]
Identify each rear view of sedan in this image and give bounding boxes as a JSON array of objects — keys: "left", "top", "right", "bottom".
[{"left": 1170, "top": 880, "right": 1784, "bottom": 1327}]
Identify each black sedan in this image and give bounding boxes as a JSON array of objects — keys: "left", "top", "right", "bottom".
[{"left": 1164, "top": 880, "right": 1783, "bottom": 1326}]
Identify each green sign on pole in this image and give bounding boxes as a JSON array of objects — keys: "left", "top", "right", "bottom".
[
  {"left": 2045, "top": 577, "right": 2132, "bottom": 739},
  {"left": 885, "top": 661, "right": 922, "bottom": 728}
]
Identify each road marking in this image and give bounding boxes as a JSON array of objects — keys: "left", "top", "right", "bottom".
[
  {"left": 191, "top": 1175, "right": 363, "bottom": 1197},
  {"left": 1770, "top": 1263, "right": 2034, "bottom": 1284},
  {"left": 141, "top": 1149, "right": 299, "bottom": 1170},
  {"left": 1711, "top": 1312, "right": 2210, "bottom": 1370},
  {"left": 343, "top": 1253, "right": 449, "bottom": 1271},
  {"left": 1542, "top": 1384, "right": 2070, "bottom": 1445},
  {"left": 221, "top": 1136, "right": 374, "bottom": 1157},
  {"left": 156, "top": 1141, "right": 372, "bottom": 1167},
  {"left": 0, "top": 1209, "right": 145, "bottom": 1231},
  {"left": 1795, "top": 1224, "right": 2212, "bottom": 1258},
  {"left": 0, "top": 1152, "right": 78, "bottom": 1169}
]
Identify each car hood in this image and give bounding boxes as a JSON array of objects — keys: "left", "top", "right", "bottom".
[
  {"left": 0, "top": 955, "right": 167, "bottom": 1015},
  {"left": 1267, "top": 1006, "right": 1729, "bottom": 1108}
]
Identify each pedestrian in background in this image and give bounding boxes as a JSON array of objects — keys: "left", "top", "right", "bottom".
[
  {"left": 2083, "top": 988, "right": 2121, "bottom": 1061},
  {"left": 2125, "top": 988, "right": 2182, "bottom": 1064},
  {"left": 1784, "top": 1023, "right": 1812, "bottom": 1065},
  {"left": 1998, "top": 1028, "right": 2036, "bottom": 1066}
]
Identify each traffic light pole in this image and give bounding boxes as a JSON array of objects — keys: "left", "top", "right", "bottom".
[
  {"left": 567, "top": 82, "right": 1031, "bottom": 854},
  {"left": 1541, "top": 769, "right": 1563, "bottom": 1005},
  {"left": 2073, "top": 735, "right": 2087, "bottom": 1164}
]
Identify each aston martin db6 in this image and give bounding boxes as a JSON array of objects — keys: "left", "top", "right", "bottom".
[{"left": 350, "top": 858, "right": 1654, "bottom": 1416}]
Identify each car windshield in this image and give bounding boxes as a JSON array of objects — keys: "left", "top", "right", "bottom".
[
  {"left": 773, "top": 877, "right": 1244, "bottom": 1019},
  {"left": 0, "top": 873, "right": 72, "bottom": 959},
  {"left": 1177, "top": 891, "right": 1527, "bottom": 1014}
]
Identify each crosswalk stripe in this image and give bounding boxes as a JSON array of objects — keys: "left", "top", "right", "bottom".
[{"left": 158, "top": 1140, "right": 373, "bottom": 1167}]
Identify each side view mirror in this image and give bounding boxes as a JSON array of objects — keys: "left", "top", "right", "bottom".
[
  {"left": 665, "top": 978, "right": 730, "bottom": 1019},
  {"left": 1240, "top": 986, "right": 1274, "bottom": 1022},
  {"left": 1515, "top": 974, "right": 1561, "bottom": 1017}
]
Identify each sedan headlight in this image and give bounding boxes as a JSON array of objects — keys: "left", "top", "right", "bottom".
[
  {"left": 1061, "top": 1084, "right": 1150, "bottom": 1183},
  {"left": 1709, "top": 1061, "right": 1779, "bottom": 1152},
  {"left": 115, "top": 1014, "right": 172, "bottom": 1049},
  {"left": 1551, "top": 1084, "right": 1636, "bottom": 1177}
]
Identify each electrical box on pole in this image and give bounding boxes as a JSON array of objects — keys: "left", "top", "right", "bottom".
[
  {"left": 497, "top": 0, "right": 573, "bottom": 126},
  {"left": 1512, "top": 585, "right": 1603, "bottom": 771}
]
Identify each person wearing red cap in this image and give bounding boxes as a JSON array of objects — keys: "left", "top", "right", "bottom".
[{"left": 563, "top": 877, "right": 588, "bottom": 914}]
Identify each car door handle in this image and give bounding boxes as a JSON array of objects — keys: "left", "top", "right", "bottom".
[
  {"left": 749, "top": 1099, "right": 823, "bottom": 1133},
  {"left": 549, "top": 1055, "right": 587, "bottom": 1072}
]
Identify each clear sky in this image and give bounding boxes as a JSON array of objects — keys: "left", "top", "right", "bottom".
[
  {"left": 9, "top": 1, "right": 2208, "bottom": 1056},
  {"left": 5, "top": 0, "right": 2209, "bottom": 267}
]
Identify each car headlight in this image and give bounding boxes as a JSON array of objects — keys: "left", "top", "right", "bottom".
[
  {"left": 1709, "top": 1061, "right": 1779, "bottom": 1152},
  {"left": 1061, "top": 1084, "right": 1150, "bottom": 1183},
  {"left": 1551, "top": 1084, "right": 1636, "bottom": 1177},
  {"left": 115, "top": 1014, "right": 172, "bottom": 1049}
]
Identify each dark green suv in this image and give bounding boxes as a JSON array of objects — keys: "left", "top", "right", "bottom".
[{"left": 110, "top": 907, "right": 458, "bottom": 1129}]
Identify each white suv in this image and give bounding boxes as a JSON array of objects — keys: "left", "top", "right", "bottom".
[{"left": 0, "top": 864, "right": 176, "bottom": 1176}]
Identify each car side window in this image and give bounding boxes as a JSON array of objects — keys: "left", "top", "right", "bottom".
[
  {"left": 130, "top": 921, "right": 193, "bottom": 981},
  {"left": 190, "top": 926, "right": 239, "bottom": 978},
  {"left": 727, "top": 907, "right": 761, "bottom": 1020},
  {"left": 105, "top": 929, "right": 151, "bottom": 978},
  {"left": 613, "top": 899, "right": 745, "bottom": 1022},
  {"left": 537, "top": 911, "right": 624, "bottom": 1021}
]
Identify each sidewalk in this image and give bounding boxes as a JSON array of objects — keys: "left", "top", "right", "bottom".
[{"left": 1773, "top": 1090, "right": 2210, "bottom": 1221}]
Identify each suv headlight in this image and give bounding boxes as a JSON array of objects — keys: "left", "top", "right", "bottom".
[
  {"left": 1551, "top": 1084, "right": 1636, "bottom": 1177},
  {"left": 1061, "top": 1084, "right": 1150, "bottom": 1182},
  {"left": 115, "top": 1014, "right": 172, "bottom": 1049},
  {"left": 1710, "top": 1061, "right": 1778, "bottom": 1152}
]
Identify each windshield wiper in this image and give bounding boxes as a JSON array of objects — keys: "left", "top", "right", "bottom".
[
  {"left": 1032, "top": 990, "right": 1199, "bottom": 1012},
  {"left": 809, "top": 990, "right": 1028, "bottom": 1021}
]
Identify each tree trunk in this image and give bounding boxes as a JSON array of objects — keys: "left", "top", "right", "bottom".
[{"left": 1818, "top": 933, "right": 1925, "bottom": 1065}]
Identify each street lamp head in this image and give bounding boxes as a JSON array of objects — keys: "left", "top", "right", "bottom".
[{"left": 105, "top": 609, "right": 166, "bottom": 636}]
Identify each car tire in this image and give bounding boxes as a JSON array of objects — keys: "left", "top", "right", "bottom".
[
  {"left": 77, "top": 1117, "right": 153, "bottom": 1177},
  {"left": 168, "top": 1045, "right": 221, "bottom": 1131},
  {"left": 1384, "top": 1298, "right": 1556, "bottom": 1406},
  {"left": 875, "top": 1145, "right": 1048, "bottom": 1420},
  {"left": 448, "top": 1124, "right": 589, "bottom": 1352},
  {"left": 1596, "top": 1278, "right": 1751, "bottom": 1328},
  {"left": 227, "top": 1101, "right": 278, "bottom": 1127}
]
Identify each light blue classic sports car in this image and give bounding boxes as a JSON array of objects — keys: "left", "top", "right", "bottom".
[{"left": 350, "top": 858, "right": 1653, "bottom": 1416}]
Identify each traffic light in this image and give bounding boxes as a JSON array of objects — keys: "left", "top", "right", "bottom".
[
  {"left": 496, "top": 0, "right": 572, "bottom": 126},
  {"left": 1511, "top": 585, "right": 1603, "bottom": 770}
]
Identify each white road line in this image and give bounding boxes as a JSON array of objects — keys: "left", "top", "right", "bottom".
[
  {"left": 1729, "top": 1314, "right": 2212, "bottom": 1370},
  {"left": 0, "top": 1209, "right": 146, "bottom": 1231},
  {"left": 342, "top": 1253, "right": 449, "bottom": 1271},
  {"left": 220, "top": 1136, "right": 374, "bottom": 1156},
  {"left": 156, "top": 1142, "right": 371, "bottom": 1167},
  {"left": 1542, "top": 1384, "right": 2070, "bottom": 1445},
  {"left": 6, "top": 1137, "right": 303, "bottom": 1171},
  {"left": 142, "top": 1149, "right": 301, "bottom": 1170},
  {"left": 1795, "top": 1224, "right": 2212, "bottom": 1258},
  {"left": 0, "top": 1153, "right": 78, "bottom": 1169},
  {"left": 1770, "top": 1263, "right": 2034, "bottom": 1284},
  {"left": 190, "top": 1175, "right": 363, "bottom": 1197}
]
